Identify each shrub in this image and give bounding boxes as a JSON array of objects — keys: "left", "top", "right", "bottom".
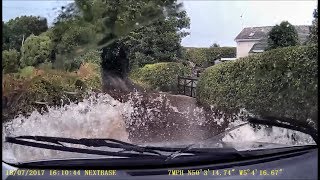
[
  {"left": 76, "top": 62, "right": 102, "bottom": 90},
  {"left": 38, "top": 62, "right": 53, "bottom": 70},
  {"left": 183, "top": 48, "right": 208, "bottom": 67},
  {"left": 2, "top": 49, "right": 20, "bottom": 73},
  {"left": 129, "top": 62, "right": 191, "bottom": 92},
  {"left": 197, "top": 45, "right": 318, "bottom": 124},
  {"left": 2, "top": 65, "right": 102, "bottom": 122},
  {"left": 18, "top": 66, "right": 36, "bottom": 78},
  {"left": 182, "top": 47, "right": 236, "bottom": 67},
  {"left": 20, "top": 34, "right": 53, "bottom": 67},
  {"left": 69, "top": 50, "right": 102, "bottom": 71},
  {"left": 206, "top": 47, "right": 236, "bottom": 63}
]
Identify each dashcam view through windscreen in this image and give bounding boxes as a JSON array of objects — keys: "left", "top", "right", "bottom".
[{"left": 2, "top": 0, "right": 318, "bottom": 179}]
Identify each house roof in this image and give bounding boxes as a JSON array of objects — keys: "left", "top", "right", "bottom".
[
  {"left": 248, "top": 41, "right": 268, "bottom": 53},
  {"left": 235, "top": 25, "right": 310, "bottom": 42}
]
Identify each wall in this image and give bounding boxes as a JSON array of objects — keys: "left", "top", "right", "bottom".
[{"left": 236, "top": 40, "right": 259, "bottom": 58}]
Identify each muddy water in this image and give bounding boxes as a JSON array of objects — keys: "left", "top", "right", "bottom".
[{"left": 2, "top": 92, "right": 315, "bottom": 163}]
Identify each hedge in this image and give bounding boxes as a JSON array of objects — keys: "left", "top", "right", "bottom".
[
  {"left": 2, "top": 63, "right": 102, "bottom": 122},
  {"left": 182, "top": 47, "right": 236, "bottom": 67},
  {"left": 129, "top": 62, "right": 191, "bottom": 92},
  {"left": 197, "top": 45, "right": 318, "bottom": 124}
]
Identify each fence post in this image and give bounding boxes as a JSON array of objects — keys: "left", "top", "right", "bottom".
[
  {"left": 191, "top": 79, "right": 193, "bottom": 97},
  {"left": 177, "top": 76, "right": 180, "bottom": 94}
]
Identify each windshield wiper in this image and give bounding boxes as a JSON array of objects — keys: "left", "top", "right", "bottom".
[
  {"left": 166, "top": 122, "right": 249, "bottom": 160},
  {"left": 5, "top": 136, "right": 243, "bottom": 161},
  {"left": 247, "top": 116, "right": 318, "bottom": 144},
  {"left": 166, "top": 115, "right": 318, "bottom": 161},
  {"left": 5, "top": 136, "right": 170, "bottom": 159}
]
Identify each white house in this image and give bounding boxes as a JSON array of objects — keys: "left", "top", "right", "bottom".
[{"left": 234, "top": 25, "right": 310, "bottom": 58}]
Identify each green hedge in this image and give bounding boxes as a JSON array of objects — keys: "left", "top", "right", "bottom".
[
  {"left": 197, "top": 45, "right": 318, "bottom": 124},
  {"left": 182, "top": 47, "right": 236, "bottom": 67},
  {"left": 129, "top": 62, "right": 191, "bottom": 92}
]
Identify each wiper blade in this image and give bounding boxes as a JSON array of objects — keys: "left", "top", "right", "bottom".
[
  {"left": 5, "top": 136, "right": 168, "bottom": 158},
  {"left": 166, "top": 122, "right": 249, "bottom": 161},
  {"left": 247, "top": 116, "right": 318, "bottom": 145}
]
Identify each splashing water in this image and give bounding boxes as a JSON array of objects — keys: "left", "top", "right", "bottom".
[{"left": 2, "top": 92, "right": 315, "bottom": 163}]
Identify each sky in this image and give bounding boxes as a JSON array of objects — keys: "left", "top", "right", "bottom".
[{"left": 3, "top": 0, "right": 318, "bottom": 47}]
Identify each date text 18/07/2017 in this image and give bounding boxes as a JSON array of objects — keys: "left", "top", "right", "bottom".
[
  {"left": 6, "top": 170, "right": 117, "bottom": 176},
  {"left": 168, "top": 169, "right": 284, "bottom": 176}
]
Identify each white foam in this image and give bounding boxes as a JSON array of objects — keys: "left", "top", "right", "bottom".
[{"left": 2, "top": 92, "right": 316, "bottom": 163}]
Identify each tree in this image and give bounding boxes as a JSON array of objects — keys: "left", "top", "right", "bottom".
[
  {"left": 210, "top": 43, "right": 220, "bottom": 48},
  {"left": 4, "top": 16, "right": 48, "bottom": 51},
  {"left": 308, "top": 7, "right": 318, "bottom": 44},
  {"left": 2, "top": 49, "right": 20, "bottom": 73},
  {"left": 267, "top": 21, "right": 299, "bottom": 50},
  {"left": 125, "top": 10, "right": 190, "bottom": 69},
  {"left": 20, "top": 34, "right": 53, "bottom": 67},
  {"left": 50, "top": 0, "right": 189, "bottom": 92},
  {"left": 3, "top": 22, "right": 11, "bottom": 50}
]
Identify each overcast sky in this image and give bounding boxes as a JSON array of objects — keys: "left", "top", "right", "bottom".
[{"left": 3, "top": 0, "right": 318, "bottom": 47}]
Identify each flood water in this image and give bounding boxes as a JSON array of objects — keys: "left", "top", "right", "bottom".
[{"left": 2, "top": 92, "right": 315, "bottom": 163}]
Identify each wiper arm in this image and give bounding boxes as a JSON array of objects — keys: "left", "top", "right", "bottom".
[
  {"left": 166, "top": 122, "right": 249, "bottom": 161},
  {"left": 247, "top": 116, "right": 318, "bottom": 145},
  {"left": 5, "top": 136, "right": 167, "bottom": 158}
]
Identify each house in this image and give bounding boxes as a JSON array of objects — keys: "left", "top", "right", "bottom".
[{"left": 234, "top": 25, "right": 310, "bottom": 58}]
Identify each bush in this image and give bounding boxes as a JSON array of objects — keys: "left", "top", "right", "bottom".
[
  {"left": 20, "top": 34, "right": 53, "bottom": 67},
  {"left": 69, "top": 50, "right": 102, "bottom": 71},
  {"left": 2, "top": 65, "right": 102, "bottom": 122},
  {"left": 38, "top": 62, "right": 53, "bottom": 70},
  {"left": 76, "top": 62, "right": 102, "bottom": 90},
  {"left": 197, "top": 45, "right": 318, "bottom": 124},
  {"left": 2, "top": 49, "right": 20, "bottom": 73},
  {"left": 183, "top": 47, "right": 236, "bottom": 67},
  {"left": 129, "top": 62, "right": 191, "bottom": 92},
  {"left": 206, "top": 47, "right": 236, "bottom": 63},
  {"left": 18, "top": 66, "right": 36, "bottom": 78},
  {"left": 183, "top": 48, "right": 208, "bottom": 67}
]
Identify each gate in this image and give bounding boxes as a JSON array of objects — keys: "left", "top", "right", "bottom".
[{"left": 177, "top": 76, "right": 198, "bottom": 97}]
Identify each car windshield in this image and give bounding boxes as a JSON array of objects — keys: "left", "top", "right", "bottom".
[{"left": 2, "top": 0, "right": 318, "bottom": 164}]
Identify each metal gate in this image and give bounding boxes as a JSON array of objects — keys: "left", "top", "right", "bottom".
[{"left": 177, "top": 76, "right": 198, "bottom": 98}]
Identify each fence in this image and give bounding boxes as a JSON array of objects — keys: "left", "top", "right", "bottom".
[{"left": 177, "top": 76, "right": 198, "bottom": 97}]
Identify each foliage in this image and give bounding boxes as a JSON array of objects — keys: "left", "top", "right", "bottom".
[
  {"left": 308, "top": 7, "right": 318, "bottom": 44},
  {"left": 197, "top": 45, "right": 318, "bottom": 124},
  {"left": 76, "top": 62, "right": 102, "bottom": 90},
  {"left": 210, "top": 43, "right": 220, "bottom": 48},
  {"left": 3, "top": 16, "right": 48, "bottom": 51},
  {"left": 2, "top": 22, "right": 10, "bottom": 50},
  {"left": 55, "top": 22, "right": 96, "bottom": 54},
  {"left": 2, "top": 49, "right": 20, "bottom": 73},
  {"left": 126, "top": 9, "right": 190, "bottom": 70},
  {"left": 2, "top": 64, "right": 102, "bottom": 122},
  {"left": 183, "top": 48, "right": 208, "bottom": 67},
  {"left": 51, "top": 0, "right": 189, "bottom": 77},
  {"left": 18, "top": 66, "right": 36, "bottom": 78},
  {"left": 20, "top": 34, "right": 53, "bottom": 67},
  {"left": 267, "top": 21, "right": 299, "bottom": 50},
  {"left": 75, "top": 0, "right": 186, "bottom": 48},
  {"left": 130, "top": 62, "right": 191, "bottom": 92},
  {"left": 182, "top": 47, "right": 236, "bottom": 67},
  {"left": 37, "top": 62, "right": 53, "bottom": 71},
  {"left": 69, "top": 50, "right": 102, "bottom": 71}
]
